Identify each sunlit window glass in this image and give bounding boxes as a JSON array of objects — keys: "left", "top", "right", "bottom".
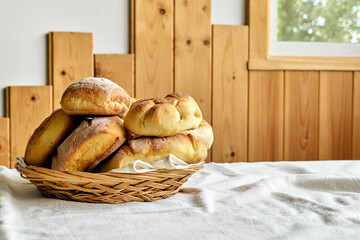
[{"left": 278, "top": 0, "right": 360, "bottom": 43}]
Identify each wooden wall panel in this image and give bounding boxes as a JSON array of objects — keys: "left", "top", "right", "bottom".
[
  {"left": 49, "top": 32, "right": 93, "bottom": 109},
  {"left": 249, "top": 57, "right": 360, "bottom": 71},
  {"left": 0, "top": 118, "right": 10, "bottom": 168},
  {"left": 7, "top": 86, "right": 52, "bottom": 167},
  {"left": 131, "top": 0, "right": 135, "bottom": 54},
  {"left": 135, "top": 0, "right": 173, "bottom": 99},
  {"left": 249, "top": 71, "right": 284, "bottom": 162},
  {"left": 319, "top": 71, "right": 353, "bottom": 160},
  {"left": 5, "top": 87, "right": 10, "bottom": 118},
  {"left": 249, "top": 0, "right": 269, "bottom": 59},
  {"left": 284, "top": 71, "right": 319, "bottom": 160},
  {"left": 212, "top": 25, "right": 248, "bottom": 163},
  {"left": 353, "top": 72, "right": 360, "bottom": 159},
  {"left": 174, "top": 0, "right": 212, "bottom": 122},
  {"left": 94, "top": 54, "right": 135, "bottom": 97}
]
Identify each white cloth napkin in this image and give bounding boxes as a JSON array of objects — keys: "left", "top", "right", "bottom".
[
  {"left": 2, "top": 160, "right": 360, "bottom": 240},
  {"left": 109, "top": 154, "right": 200, "bottom": 173}
]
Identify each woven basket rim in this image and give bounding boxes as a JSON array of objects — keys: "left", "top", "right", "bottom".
[
  {"left": 14, "top": 159, "right": 204, "bottom": 204},
  {"left": 14, "top": 161, "right": 204, "bottom": 184}
]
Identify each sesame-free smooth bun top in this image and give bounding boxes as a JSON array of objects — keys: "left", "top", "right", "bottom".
[
  {"left": 124, "top": 92, "right": 203, "bottom": 137},
  {"left": 60, "top": 77, "right": 131, "bottom": 117}
]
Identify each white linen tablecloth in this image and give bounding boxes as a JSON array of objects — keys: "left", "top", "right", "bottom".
[{"left": 1, "top": 160, "right": 360, "bottom": 240}]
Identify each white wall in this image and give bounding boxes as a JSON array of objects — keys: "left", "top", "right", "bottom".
[
  {"left": 212, "top": 0, "right": 246, "bottom": 26},
  {"left": 0, "top": 0, "right": 246, "bottom": 117}
]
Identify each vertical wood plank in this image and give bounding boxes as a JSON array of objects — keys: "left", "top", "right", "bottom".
[
  {"left": 319, "top": 71, "right": 353, "bottom": 160},
  {"left": 7, "top": 86, "right": 52, "bottom": 167},
  {"left": 249, "top": 0, "right": 270, "bottom": 60},
  {"left": 131, "top": 0, "right": 135, "bottom": 54},
  {"left": 49, "top": 32, "right": 93, "bottom": 109},
  {"left": 48, "top": 33, "right": 53, "bottom": 85},
  {"left": 284, "top": 71, "right": 319, "bottom": 160},
  {"left": 135, "top": 0, "right": 173, "bottom": 99},
  {"left": 353, "top": 72, "right": 360, "bottom": 159},
  {"left": 174, "top": 0, "right": 212, "bottom": 122},
  {"left": 249, "top": 71, "right": 284, "bottom": 162},
  {"left": 212, "top": 25, "right": 248, "bottom": 163},
  {"left": 94, "top": 54, "right": 135, "bottom": 97},
  {"left": 0, "top": 118, "right": 10, "bottom": 168},
  {"left": 5, "top": 87, "right": 10, "bottom": 117}
]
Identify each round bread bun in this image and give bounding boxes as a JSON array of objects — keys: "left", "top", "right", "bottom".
[
  {"left": 60, "top": 77, "right": 131, "bottom": 117},
  {"left": 182, "top": 120, "right": 213, "bottom": 149},
  {"left": 52, "top": 116, "right": 127, "bottom": 172},
  {"left": 130, "top": 97, "right": 139, "bottom": 105},
  {"left": 124, "top": 92, "right": 203, "bottom": 137},
  {"left": 99, "top": 134, "right": 207, "bottom": 172},
  {"left": 24, "top": 109, "right": 79, "bottom": 167}
]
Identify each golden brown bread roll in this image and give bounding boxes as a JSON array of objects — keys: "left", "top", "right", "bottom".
[
  {"left": 130, "top": 97, "right": 139, "bottom": 105},
  {"left": 52, "top": 116, "right": 127, "bottom": 172},
  {"left": 24, "top": 109, "right": 78, "bottom": 167},
  {"left": 182, "top": 120, "right": 213, "bottom": 149},
  {"left": 124, "top": 92, "right": 203, "bottom": 137},
  {"left": 60, "top": 77, "right": 130, "bottom": 117},
  {"left": 99, "top": 134, "right": 207, "bottom": 172}
]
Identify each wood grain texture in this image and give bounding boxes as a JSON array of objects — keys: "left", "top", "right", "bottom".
[
  {"left": 352, "top": 72, "right": 360, "bottom": 159},
  {"left": 174, "top": 0, "right": 212, "bottom": 122},
  {"left": 249, "top": 58, "right": 360, "bottom": 71},
  {"left": 248, "top": 71, "right": 284, "bottom": 162},
  {"left": 284, "top": 71, "right": 319, "bottom": 161},
  {"left": 49, "top": 32, "right": 93, "bottom": 109},
  {"left": 135, "top": 0, "right": 173, "bottom": 99},
  {"left": 0, "top": 118, "right": 10, "bottom": 168},
  {"left": 7, "top": 86, "right": 52, "bottom": 167},
  {"left": 249, "top": 0, "right": 269, "bottom": 59},
  {"left": 48, "top": 33, "right": 53, "bottom": 85},
  {"left": 94, "top": 54, "right": 135, "bottom": 97},
  {"left": 212, "top": 25, "right": 248, "bottom": 163},
  {"left": 131, "top": 0, "right": 135, "bottom": 54},
  {"left": 319, "top": 71, "right": 353, "bottom": 160},
  {"left": 5, "top": 87, "right": 10, "bottom": 117}
]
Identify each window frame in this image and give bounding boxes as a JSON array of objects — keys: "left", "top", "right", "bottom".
[{"left": 248, "top": 0, "right": 360, "bottom": 71}]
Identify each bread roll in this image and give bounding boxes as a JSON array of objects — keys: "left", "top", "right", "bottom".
[
  {"left": 124, "top": 92, "right": 202, "bottom": 137},
  {"left": 130, "top": 97, "right": 139, "bottom": 105},
  {"left": 52, "top": 116, "right": 127, "bottom": 172},
  {"left": 24, "top": 109, "right": 78, "bottom": 167},
  {"left": 60, "top": 77, "right": 130, "bottom": 117},
  {"left": 182, "top": 120, "right": 213, "bottom": 149},
  {"left": 99, "top": 134, "right": 207, "bottom": 172}
]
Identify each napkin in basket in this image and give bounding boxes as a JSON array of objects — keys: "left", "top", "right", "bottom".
[
  {"left": 15, "top": 155, "right": 202, "bottom": 174},
  {"left": 109, "top": 154, "right": 201, "bottom": 173}
]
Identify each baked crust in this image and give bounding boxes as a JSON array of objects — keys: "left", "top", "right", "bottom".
[
  {"left": 182, "top": 120, "right": 213, "bottom": 149},
  {"left": 24, "top": 109, "right": 78, "bottom": 167},
  {"left": 130, "top": 97, "right": 139, "bottom": 106},
  {"left": 99, "top": 134, "right": 207, "bottom": 172},
  {"left": 124, "top": 92, "right": 203, "bottom": 137},
  {"left": 51, "top": 116, "right": 127, "bottom": 172},
  {"left": 60, "top": 77, "right": 130, "bottom": 117}
]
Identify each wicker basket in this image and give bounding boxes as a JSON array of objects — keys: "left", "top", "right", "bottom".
[{"left": 14, "top": 159, "right": 204, "bottom": 204}]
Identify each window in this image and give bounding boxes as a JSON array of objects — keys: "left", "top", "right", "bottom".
[{"left": 270, "top": 0, "right": 360, "bottom": 56}]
